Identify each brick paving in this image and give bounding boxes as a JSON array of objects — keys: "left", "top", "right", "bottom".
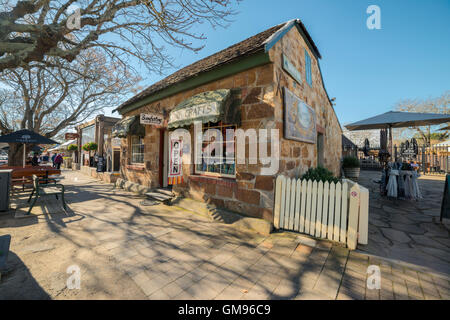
[{"left": 0, "top": 171, "right": 448, "bottom": 299}]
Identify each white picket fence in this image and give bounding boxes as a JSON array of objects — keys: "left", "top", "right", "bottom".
[{"left": 273, "top": 176, "right": 369, "bottom": 250}]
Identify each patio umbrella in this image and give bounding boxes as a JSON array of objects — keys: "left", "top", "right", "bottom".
[
  {"left": 0, "top": 129, "right": 57, "bottom": 167},
  {"left": 346, "top": 111, "right": 450, "bottom": 155}
]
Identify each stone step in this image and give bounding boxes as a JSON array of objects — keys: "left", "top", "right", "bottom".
[
  {"left": 145, "top": 192, "right": 174, "bottom": 202},
  {"left": 153, "top": 188, "right": 174, "bottom": 197}
]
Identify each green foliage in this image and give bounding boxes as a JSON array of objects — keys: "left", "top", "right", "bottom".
[
  {"left": 301, "top": 166, "right": 339, "bottom": 184},
  {"left": 82, "top": 142, "right": 98, "bottom": 152},
  {"left": 67, "top": 144, "right": 78, "bottom": 151},
  {"left": 342, "top": 156, "right": 360, "bottom": 168}
]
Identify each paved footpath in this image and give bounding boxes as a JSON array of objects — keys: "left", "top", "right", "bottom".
[{"left": 0, "top": 171, "right": 448, "bottom": 299}]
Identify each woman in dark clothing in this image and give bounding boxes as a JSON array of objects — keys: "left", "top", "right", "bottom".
[{"left": 31, "top": 154, "right": 39, "bottom": 166}]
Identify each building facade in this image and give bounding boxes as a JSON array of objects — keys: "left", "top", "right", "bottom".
[
  {"left": 113, "top": 20, "right": 343, "bottom": 223},
  {"left": 76, "top": 115, "right": 121, "bottom": 176}
]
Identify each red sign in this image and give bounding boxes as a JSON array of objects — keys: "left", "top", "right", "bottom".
[{"left": 65, "top": 132, "right": 79, "bottom": 140}]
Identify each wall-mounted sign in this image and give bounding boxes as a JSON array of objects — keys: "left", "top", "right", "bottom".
[
  {"left": 283, "top": 87, "right": 317, "bottom": 144},
  {"left": 282, "top": 54, "right": 302, "bottom": 84},
  {"left": 111, "top": 137, "right": 121, "bottom": 147},
  {"left": 65, "top": 132, "right": 79, "bottom": 140},
  {"left": 140, "top": 113, "right": 164, "bottom": 126},
  {"left": 168, "top": 139, "right": 183, "bottom": 185},
  {"left": 169, "top": 102, "right": 220, "bottom": 125}
]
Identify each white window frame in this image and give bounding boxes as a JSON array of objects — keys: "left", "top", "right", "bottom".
[{"left": 130, "top": 136, "right": 145, "bottom": 164}]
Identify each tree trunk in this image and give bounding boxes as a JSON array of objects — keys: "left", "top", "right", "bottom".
[{"left": 7, "top": 143, "right": 25, "bottom": 166}]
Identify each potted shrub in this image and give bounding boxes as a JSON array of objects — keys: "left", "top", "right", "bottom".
[
  {"left": 82, "top": 142, "right": 98, "bottom": 167},
  {"left": 343, "top": 156, "right": 360, "bottom": 181},
  {"left": 67, "top": 144, "right": 78, "bottom": 152},
  {"left": 82, "top": 142, "right": 98, "bottom": 152},
  {"left": 301, "top": 166, "right": 340, "bottom": 184}
]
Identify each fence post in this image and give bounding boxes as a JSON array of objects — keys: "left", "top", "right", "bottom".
[
  {"left": 358, "top": 186, "right": 369, "bottom": 245},
  {"left": 347, "top": 184, "right": 360, "bottom": 250},
  {"left": 273, "top": 175, "right": 284, "bottom": 229}
]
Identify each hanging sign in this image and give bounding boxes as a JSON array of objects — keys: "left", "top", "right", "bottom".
[
  {"left": 168, "top": 139, "right": 183, "bottom": 185},
  {"left": 65, "top": 132, "right": 79, "bottom": 140},
  {"left": 140, "top": 113, "right": 164, "bottom": 126}
]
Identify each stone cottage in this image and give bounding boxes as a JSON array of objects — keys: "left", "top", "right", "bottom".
[{"left": 113, "top": 19, "right": 343, "bottom": 223}]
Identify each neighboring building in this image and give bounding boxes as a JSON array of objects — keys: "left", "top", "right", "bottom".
[
  {"left": 113, "top": 19, "right": 343, "bottom": 223},
  {"left": 342, "top": 135, "right": 358, "bottom": 158},
  {"left": 75, "top": 115, "right": 121, "bottom": 180}
]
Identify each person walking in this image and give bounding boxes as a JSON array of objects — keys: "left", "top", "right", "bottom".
[
  {"left": 54, "top": 153, "right": 63, "bottom": 169},
  {"left": 51, "top": 153, "right": 56, "bottom": 167}
]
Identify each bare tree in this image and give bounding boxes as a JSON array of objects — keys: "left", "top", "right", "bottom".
[
  {"left": 0, "top": 0, "right": 237, "bottom": 72},
  {"left": 394, "top": 90, "right": 450, "bottom": 146},
  {"left": 0, "top": 49, "right": 140, "bottom": 165}
]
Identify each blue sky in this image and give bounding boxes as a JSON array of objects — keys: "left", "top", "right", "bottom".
[{"left": 107, "top": 0, "right": 450, "bottom": 126}]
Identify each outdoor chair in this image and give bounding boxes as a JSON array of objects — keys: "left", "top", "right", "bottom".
[{"left": 27, "top": 175, "right": 67, "bottom": 215}]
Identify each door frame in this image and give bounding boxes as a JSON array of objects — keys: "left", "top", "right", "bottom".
[{"left": 159, "top": 129, "right": 169, "bottom": 188}]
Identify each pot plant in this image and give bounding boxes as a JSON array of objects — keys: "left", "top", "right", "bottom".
[
  {"left": 342, "top": 156, "right": 360, "bottom": 181},
  {"left": 82, "top": 142, "right": 98, "bottom": 167}
]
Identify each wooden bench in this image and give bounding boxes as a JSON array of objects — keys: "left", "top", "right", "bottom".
[
  {"left": 10, "top": 167, "right": 61, "bottom": 192},
  {"left": 27, "top": 175, "right": 67, "bottom": 215}
]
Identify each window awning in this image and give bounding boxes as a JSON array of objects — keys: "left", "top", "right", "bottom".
[
  {"left": 168, "top": 89, "right": 241, "bottom": 129},
  {"left": 111, "top": 115, "right": 145, "bottom": 138}
]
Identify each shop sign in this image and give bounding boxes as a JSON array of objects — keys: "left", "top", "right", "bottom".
[
  {"left": 169, "top": 102, "right": 220, "bottom": 124},
  {"left": 140, "top": 113, "right": 164, "bottom": 126},
  {"left": 283, "top": 87, "right": 317, "bottom": 144},
  {"left": 169, "top": 139, "right": 183, "bottom": 185},
  {"left": 65, "top": 132, "right": 79, "bottom": 140},
  {"left": 111, "top": 137, "right": 121, "bottom": 147},
  {"left": 282, "top": 54, "right": 302, "bottom": 84}
]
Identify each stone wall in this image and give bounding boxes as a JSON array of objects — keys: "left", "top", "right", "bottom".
[
  {"left": 121, "top": 27, "right": 342, "bottom": 223},
  {"left": 268, "top": 27, "right": 343, "bottom": 178}
]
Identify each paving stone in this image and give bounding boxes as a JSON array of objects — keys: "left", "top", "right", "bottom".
[
  {"left": 380, "top": 279, "right": 395, "bottom": 300},
  {"left": 162, "top": 281, "right": 185, "bottom": 298},
  {"left": 405, "top": 280, "right": 424, "bottom": 299},
  {"left": 272, "top": 278, "right": 300, "bottom": 300},
  {"left": 390, "top": 223, "right": 426, "bottom": 235},
  {"left": 313, "top": 246, "right": 348, "bottom": 299},
  {"left": 380, "top": 228, "right": 412, "bottom": 243},
  {"left": 294, "top": 289, "right": 331, "bottom": 300},
  {"left": 392, "top": 278, "right": 409, "bottom": 300}
]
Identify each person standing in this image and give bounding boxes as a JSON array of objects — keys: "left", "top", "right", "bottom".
[
  {"left": 54, "top": 153, "right": 63, "bottom": 169},
  {"left": 31, "top": 154, "right": 39, "bottom": 166},
  {"left": 51, "top": 153, "right": 56, "bottom": 167}
]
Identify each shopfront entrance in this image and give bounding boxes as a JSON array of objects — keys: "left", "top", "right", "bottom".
[{"left": 159, "top": 128, "right": 169, "bottom": 188}]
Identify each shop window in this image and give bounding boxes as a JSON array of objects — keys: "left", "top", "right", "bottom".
[
  {"left": 195, "top": 122, "right": 236, "bottom": 178},
  {"left": 130, "top": 136, "right": 145, "bottom": 164},
  {"left": 305, "top": 49, "right": 312, "bottom": 87}
]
